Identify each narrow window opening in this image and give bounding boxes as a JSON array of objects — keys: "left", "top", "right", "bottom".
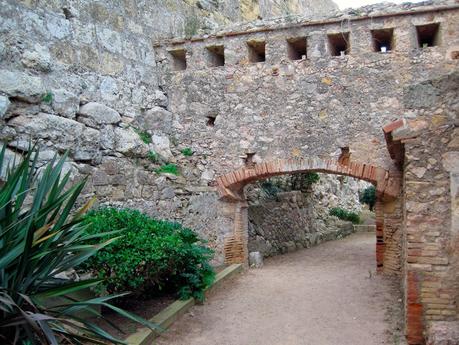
[
  {"left": 328, "top": 32, "right": 350, "bottom": 56},
  {"left": 371, "top": 28, "right": 394, "bottom": 53},
  {"left": 243, "top": 152, "right": 256, "bottom": 168},
  {"left": 416, "top": 23, "right": 440, "bottom": 48},
  {"left": 62, "top": 7, "right": 74, "bottom": 20},
  {"left": 169, "top": 49, "right": 187, "bottom": 71},
  {"left": 287, "top": 37, "right": 307, "bottom": 60},
  {"left": 206, "top": 45, "right": 225, "bottom": 67},
  {"left": 338, "top": 147, "right": 351, "bottom": 166},
  {"left": 206, "top": 115, "right": 216, "bottom": 127},
  {"left": 247, "top": 40, "right": 266, "bottom": 63}
]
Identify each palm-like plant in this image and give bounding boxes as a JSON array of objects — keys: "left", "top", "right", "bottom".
[{"left": 0, "top": 146, "right": 158, "bottom": 344}]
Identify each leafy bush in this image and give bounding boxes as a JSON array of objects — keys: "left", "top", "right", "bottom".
[
  {"left": 329, "top": 207, "right": 361, "bottom": 224},
  {"left": 0, "top": 146, "right": 156, "bottom": 344},
  {"left": 155, "top": 163, "right": 179, "bottom": 175},
  {"left": 41, "top": 91, "right": 53, "bottom": 104},
  {"left": 181, "top": 148, "right": 193, "bottom": 157},
  {"left": 260, "top": 180, "right": 281, "bottom": 200},
  {"left": 133, "top": 128, "right": 152, "bottom": 144},
  {"left": 82, "top": 208, "right": 215, "bottom": 301},
  {"left": 301, "top": 172, "right": 320, "bottom": 187},
  {"left": 360, "top": 185, "right": 376, "bottom": 211}
]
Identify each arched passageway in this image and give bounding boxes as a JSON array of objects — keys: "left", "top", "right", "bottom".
[{"left": 216, "top": 157, "right": 402, "bottom": 275}]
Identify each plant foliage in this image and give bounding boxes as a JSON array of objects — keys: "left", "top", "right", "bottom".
[
  {"left": 329, "top": 207, "right": 361, "bottom": 224},
  {"left": 180, "top": 148, "right": 193, "bottom": 157},
  {"left": 359, "top": 185, "right": 376, "bottom": 211},
  {"left": 154, "top": 163, "right": 179, "bottom": 175},
  {"left": 41, "top": 92, "right": 53, "bottom": 104},
  {"left": 82, "top": 208, "right": 215, "bottom": 301},
  {"left": 133, "top": 128, "right": 152, "bottom": 145},
  {"left": 0, "top": 146, "right": 157, "bottom": 345}
]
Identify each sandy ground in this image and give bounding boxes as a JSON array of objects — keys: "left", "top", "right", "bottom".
[{"left": 156, "top": 232, "right": 405, "bottom": 345}]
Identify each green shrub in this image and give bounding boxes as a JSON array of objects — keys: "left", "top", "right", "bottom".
[
  {"left": 260, "top": 180, "right": 281, "bottom": 200},
  {"left": 181, "top": 147, "right": 193, "bottom": 156},
  {"left": 360, "top": 185, "right": 376, "bottom": 211},
  {"left": 82, "top": 208, "right": 215, "bottom": 301},
  {"left": 303, "top": 172, "right": 320, "bottom": 186},
  {"left": 133, "top": 128, "right": 152, "bottom": 144},
  {"left": 41, "top": 91, "right": 53, "bottom": 104},
  {"left": 0, "top": 146, "right": 156, "bottom": 344},
  {"left": 329, "top": 207, "right": 361, "bottom": 224},
  {"left": 155, "top": 163, "right": 179, "bottom": 175},
  {"left": 147, "top": 150, "right": 159, "bottom": 163}
]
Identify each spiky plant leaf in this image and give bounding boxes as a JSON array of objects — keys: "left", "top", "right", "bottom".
[{"left": 0, "top": 145, "right": 157, "bottom": 344}]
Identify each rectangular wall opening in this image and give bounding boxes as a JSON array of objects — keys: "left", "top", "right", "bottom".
[
  {"left": 371, "top": 28, "right": 394, "bottom": 52},
  {"left": 247, "top": 40, "right": 266, "bottom": 63},
  {"left": 328, "top": 32, "right": 350, "bottom": 56},
  {"left": 169, "top": 49, "right": 187, "bottom": 71},
  {"left": 206, "top": 45, "right": 225, "bottom": 67},
  {"left": 416, "top": 23, "right": 440, "bottom": 48},
  {"left": 287, "top": 37, "right": 307, "bottom": 60}
]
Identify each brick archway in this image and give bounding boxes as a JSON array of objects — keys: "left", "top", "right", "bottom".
[{"left": 215, "top": 157, "right": 402, "bottom": 273}]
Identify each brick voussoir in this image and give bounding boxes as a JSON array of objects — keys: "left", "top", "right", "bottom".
[{"left": 216, "top": 158, "right": 397, "bottom": 200}]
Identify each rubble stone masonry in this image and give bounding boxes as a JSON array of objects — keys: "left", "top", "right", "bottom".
[{"left": 0, "top": 0, "right": 458, "bottom": 343}]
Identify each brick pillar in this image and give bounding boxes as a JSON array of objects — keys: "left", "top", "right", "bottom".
[
  {"left": 224, "top": 201, "right": 249, "bottom": 265},
  {"left": 382, "top": 198, "right": 403, "bottom": 275},
  {"left": 375, "top": 198, "right": 385, "bottom": 273},
  {"left": 406, "top": 271, "right": 424, "bottom": 345}
]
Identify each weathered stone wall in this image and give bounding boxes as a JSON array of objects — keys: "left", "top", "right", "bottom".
[
  {"left": 0, "top": 0, "right": 240, "bottom": 264},
  {"left": 1, "top": 1, "right": 458, "bottom": 342},
  {"left": 0, "top": 0, "right": 345, "bottom": 265},
  {"left": 247, "top": 174, "right": 369, "bottom": 257},
  {"left": 156, "top": 5, "right": 459, "bottom": 176},
  {"left": 400, "top": 72, "right": 459, "bottom": 344},
  {"left": 153, "top": 4, "right": 458, "bottom": 264},
  {"left": 258, "top": 0, "right": 338, "bottom": 19}
]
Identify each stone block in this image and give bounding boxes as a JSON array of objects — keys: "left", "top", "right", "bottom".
[
  {"left": 52, "top": 89, "right": 79, "bottom": 118},
  {"left": 144, "top": 106, "right": 173, "bottom": 134},
  {"left": 0, "top": 95, "right": 10, "bottom": 118},
  {"left": 78, "top": 102, "right": 121, "bottom": 127},
  {"left": 114, "top": 127, "right": 148, "bottom": 156},
  {"left": 426, "top": 321, "right": 459, "bottom": 345},
  {"left": 0, "top": 70, "right": 45, "bottom": 103},
  {"left": 21, "top": 44, "right": 52, "bottom": 72},
  {"left": 249, "top": 251, "right": 263, "bottom": 268}
]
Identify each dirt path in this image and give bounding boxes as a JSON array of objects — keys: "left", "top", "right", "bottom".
[{"left": 156, "top": 232, "right": 405, "bottom": 345}]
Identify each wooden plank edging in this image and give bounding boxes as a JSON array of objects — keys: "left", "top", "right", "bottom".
[{"left": 126, "top": 264, "right": 243, "bottom": 345}]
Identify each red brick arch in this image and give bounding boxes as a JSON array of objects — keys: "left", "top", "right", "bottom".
[
  {"left": 215, "top": 157, "right": 401, "bottom": 270},
  {"left": 216, "top": 157, "right": 401, "bottom": 200}
]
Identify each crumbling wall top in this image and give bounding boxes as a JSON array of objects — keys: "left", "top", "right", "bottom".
[{"left": 154, "top": 0, "right": 459, "bottom": 46}]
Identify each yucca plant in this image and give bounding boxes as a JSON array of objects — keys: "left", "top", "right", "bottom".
[{"left": 0, "top": 145, "right": 158, "bottom": 344}]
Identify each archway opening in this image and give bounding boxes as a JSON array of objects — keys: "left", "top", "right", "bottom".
[{"left": 245, "top": 172, "right": 376, "bottom": 260}]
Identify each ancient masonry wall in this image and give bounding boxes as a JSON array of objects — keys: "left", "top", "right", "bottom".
[
  {"left": 0, "top": 0, "right": 243, "bottom": 263},
  {"left": 247, "top": 175, "right": 369, "bottom": 258},
  {"left": 1, "top": 1, "right": 459, "bottom": 342},
  {"left": 398, "top": 73, "right": 459, "bottom": 344}
]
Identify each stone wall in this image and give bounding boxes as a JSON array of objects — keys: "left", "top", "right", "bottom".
[
  {"left": 247, "top": 174, "right": 370, "bottom": 257},
  {"left": 399, "top": 72, "right": 459, "bottom": 344},
  {"left": 0, "top": 0, "right": 344, "bottom": 265},
  {"left": 248, "top": 192, "right": 356, "bottom": 257},
  {"left": 156, "top": 3, "right": 459, "bottom": 176},
  {"left": 1, "top": 1, "right": 459, "bottom": 342}
]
